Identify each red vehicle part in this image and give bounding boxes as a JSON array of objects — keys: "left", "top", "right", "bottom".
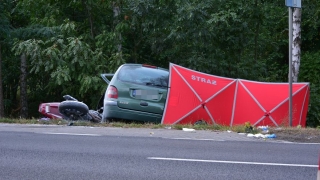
[{"left": 38, "top": 102, "right": 62, "bottom": 119}]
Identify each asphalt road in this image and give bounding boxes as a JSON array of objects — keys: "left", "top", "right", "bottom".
[{"left": 0, "top": 124, "right": 319, "bottom": 180}]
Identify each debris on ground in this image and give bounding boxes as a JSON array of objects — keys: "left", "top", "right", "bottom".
[
  {"left": 257, "top": 126, "right": 269, "bottom": 133},
  {"left": 182, "top": 128, "right": 195, "bottom": 132},
  {"left": 247, "top": 133, "right": 276, "bottom": 139},
  {"left": 39, "top": 118, "right": 51, "bottom": 121}
]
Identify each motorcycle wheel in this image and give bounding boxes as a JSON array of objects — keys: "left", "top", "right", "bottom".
[{"left": 58, "top": 101, "right": 89, "bottom": 121}]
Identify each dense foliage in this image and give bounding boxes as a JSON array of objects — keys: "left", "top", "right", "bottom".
[{"left": 0, "top": 0, "right": 319, "bottom": 126}]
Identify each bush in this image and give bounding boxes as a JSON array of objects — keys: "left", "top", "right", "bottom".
[{"left": 300, "top": 51, "right": 320, "bottom": 127}]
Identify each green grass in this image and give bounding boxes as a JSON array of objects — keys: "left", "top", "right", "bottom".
[{"left": 0, "top": 118, "right": 53, "bottom": 124}]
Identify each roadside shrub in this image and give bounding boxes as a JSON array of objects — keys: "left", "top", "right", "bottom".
[{"left": 299, "top": 51, "right": 320, "bottom": 127}]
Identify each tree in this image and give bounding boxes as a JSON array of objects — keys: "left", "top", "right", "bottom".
[
  {"left": 0, "top": 0, "right": 13, "bottom": 117},
  {"left": 11, "top": 0, "right": 114, "bottom": 112},
  {"left": 2, "top": 0, "right": 320, "bottom": 126},
  {"left": 292, "top": 8, "right": 302, "bottom": 82},
  {"left": 19, "top": 53, "right": 28, "bottom": 118},
  {"left": 0, "top": 44, "right": 4, "bottom": 117}
]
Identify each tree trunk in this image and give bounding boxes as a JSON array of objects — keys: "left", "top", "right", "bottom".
[
  {"left": 292, "top": 8, "right": 301, "bottom": 82},
  {"left": 113, "top": 1, "right": 122, "bottom": 55},
  {"left": 0, "top": 44, "right": 4, "bottom": 117},
  {"left": 81, "top": 0, "right": 95, "bottom": 38},
  {"left": 20, "top": 53, "right": 28, "bottom": 118},
  {"left": 254, "top": 0, "right": 260, "bottom": 63}
]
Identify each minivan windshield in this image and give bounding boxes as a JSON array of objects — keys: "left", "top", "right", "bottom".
[{"left": 117, "top": 65, "right": 169, "bottom": 88}]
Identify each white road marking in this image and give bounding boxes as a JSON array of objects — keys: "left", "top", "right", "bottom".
[
  {"left": 147, "top": 157, "right": 318, "bottom": 168},
  {"left": 168, "top": 138, "right": 225, "bottom": 141},
  {"left": 40, "top": 132, "right": 102, "bottom": 136},
  {"left": 169, "top": 137, "right": 320, "bottom": 144},
  {"left": 278, "top": 141, "right": 320, "bottom": 145},
  {"left": 263, "top": 139, "right": 320, "bottom": 145}
]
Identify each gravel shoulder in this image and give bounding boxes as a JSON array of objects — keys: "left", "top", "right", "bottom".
[{"left": 269, "top": 127, "right": 320, "bottom": 143}]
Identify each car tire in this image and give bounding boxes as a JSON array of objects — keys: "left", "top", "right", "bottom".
[{"left": 58, "top": 101, "right": 89, "bottom": 120}]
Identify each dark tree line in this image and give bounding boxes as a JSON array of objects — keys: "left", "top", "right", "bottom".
[{"left": 0, "top": 0, "right": 319, "bottom": 126}]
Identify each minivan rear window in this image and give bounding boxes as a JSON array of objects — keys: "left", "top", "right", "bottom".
[{"left": 117, "top": 65, "right": 169, "bottom": 88}]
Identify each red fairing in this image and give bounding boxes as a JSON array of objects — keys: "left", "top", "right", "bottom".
[{"left": 38, "top": 103, "right": 62, "bottom": 119}]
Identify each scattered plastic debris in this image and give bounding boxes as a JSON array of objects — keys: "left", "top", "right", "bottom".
[
  {"left": 39, "top": 118, "right": 50, "bottom": 121},
  {"left": 257, "top": 126, "right": 269, "bottom": 133},
  {"left": 246, "top": 133, "right": 277, "bottom": 139},
  {"left": 150, "top": 132, "right": 154, "bottom": 135},
  {"left": 182, "top": 128, "right": 195, "bottom": 132},
  {"left": 267, "top": 134, "right": 276, "bottom": 138},
  {"left": 227, "top": 130, "right": 232, "bottom": 133},
  {"left": 165, "top": 126, "right": 172, "bottom": 129},
  {"left": 254, "top": 133, "right": 265, "bottom": 138}
]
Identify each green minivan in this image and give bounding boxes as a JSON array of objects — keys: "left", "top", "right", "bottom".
[{"left": 101, "top": 64, "right": 169, "bottom": 123}]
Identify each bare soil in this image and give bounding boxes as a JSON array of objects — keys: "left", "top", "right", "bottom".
[{"left": 269, "top": 127, "right": 320, "bottom": 143}]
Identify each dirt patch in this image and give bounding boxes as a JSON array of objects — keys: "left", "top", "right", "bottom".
[{"left": 269, "top": 127, "right": 320, "bottom": 143}]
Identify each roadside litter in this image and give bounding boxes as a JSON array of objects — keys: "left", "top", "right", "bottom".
[
  {"left": 247, "top": 133, "right": 276, "bottom": 139},
  {"left": 182, "top": 128, "right": 196, "bottom": 132},
  {"left": 239, "top": 122, "right": 276, "bottom": 139},
  {"left": 267, "top": 134, "right": 276, "bottom": 138},
  {"left": 257, "top": 126, "right": 269, "bottom": 133},
  {"left": 39, "top": 118, "right": 50, "bottom": 121}
]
